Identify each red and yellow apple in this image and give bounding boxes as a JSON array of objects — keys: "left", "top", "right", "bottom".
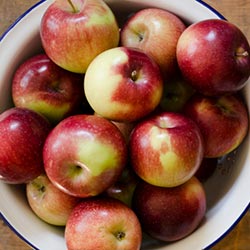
[
  {"left": 84, "top": 47, "right": 163, "bottom": 122},
  {"left": 43, "top": 114, "right": 127, "bottom": 198},
  {"left": 12, "top": 54, "right": 84, "bottom": 124},
  {"left": 121, "top": 8, "right": 186, "bottom": 79},
  {"left": 40, "top": 0, "right": 120, "bottom": 73},
  {"left": 65, "top": 197, "right": 142, "bottom": 250},
  {"left": 26, "top": 174, "right": 80, "bottom": 226},
  {"left": 129, "top": 112, "right": 204, "bottom": 187}
]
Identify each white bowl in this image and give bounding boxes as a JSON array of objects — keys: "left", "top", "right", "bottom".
[{"left": 0, "top": 0, "right": 249, "bottom": 250}]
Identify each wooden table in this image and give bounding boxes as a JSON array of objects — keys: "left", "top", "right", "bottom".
[{"left": 0, "top": 0, "right": 249, "bottom": 249}]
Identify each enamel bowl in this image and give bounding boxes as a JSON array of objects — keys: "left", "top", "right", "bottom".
[{"left": 0, "top": 0, "right": 249, "bottom": 249}]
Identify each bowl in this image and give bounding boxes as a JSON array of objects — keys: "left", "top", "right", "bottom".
[{"left": 0, "top": 0, "right": 249, "bottom": 249}]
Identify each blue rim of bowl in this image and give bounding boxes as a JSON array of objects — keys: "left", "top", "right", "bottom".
[{"left": 0, "top": 1, "right": 246, "bottom": 250}]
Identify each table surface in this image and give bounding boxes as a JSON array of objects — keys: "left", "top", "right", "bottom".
[{"left": 0, "top": 0, "right": 249, "bottom": 249}]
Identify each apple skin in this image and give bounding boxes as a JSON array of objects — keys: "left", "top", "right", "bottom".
[
  {"left": 129, "top": 112, "right": 204, "bottom": 187},
  {"left": 184, "top": 94, "right": 249, "bottom": 158},
  {"left": 40, "top": 0, "right": 120, "bottom": 73},
  {"left": 0, "top": 107, "right": 51, "bottom": 184},
  {"left": 65, "top": 197, "right": 142, "bottom": 250},
  {"left": 43, "top": 114, "right": 127, "bottom": 198},
  {"left": 176, "top": 19, "right": 250, "bottom": 96},
  {"left": 132, "top": 177, "right": 206, "bottom": 242},
  {"left": 12, "top": 54, "right": 84, "bottom": 124},
  {"left": 26, "top": 174, "right": 81, "bottom": 226},
  {"left": 84, "top": 47, "right": 163, "bottom": 122},
  {"left": 121, "top": 8, "right": 186, "bottom": 79}
]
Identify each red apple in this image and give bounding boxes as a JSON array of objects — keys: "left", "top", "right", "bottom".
[
  {"left": 26, "top": 174, "right": 80, "bottom": 226},
  {"left": 184, "top": 94, "right": 249, "bottom": 158},
  {"left": 132, "top": 177, "right": 206, "bottom": 242},
  {"left": 84, "top": 47, "right": 163, "bottom": 122},
  {"left": 121, "top": 8, "right": 186, "bottom": 79},
  {"left": 40, "top": 0, "right": 120, "bottom": 73},
  {"left": 12, "top": 54, "right": 84, "bottom": 124},
  {"left": 65, "top": 197, "right": 142, "bottom": 250},
  {"left": 43, "top": 114, "right": 127, "bottom": 198},
  {"left": 0, "top": 107, "right": 51, "bottom": 184},
  {"left": 176, "top": 19, "right": 250, "bottom": 96},
  {"left": 129, "top": 112, "right": 204, "bottom": 188}
]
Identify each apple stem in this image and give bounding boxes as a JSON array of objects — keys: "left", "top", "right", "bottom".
[
  {"left": 131, "top": 70, "right": 138, "bottom": 82},
  {"left": 67, "top": 0, "right": 78, "bottom": 13}
]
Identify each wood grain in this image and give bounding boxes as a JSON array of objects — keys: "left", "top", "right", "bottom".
[{"left": 0, "top": 0, "right": 249, "bottom": 250}]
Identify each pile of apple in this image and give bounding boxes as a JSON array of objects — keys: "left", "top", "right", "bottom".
[{"left": 0, "top": 0, "right": 250, "bottom": 249}]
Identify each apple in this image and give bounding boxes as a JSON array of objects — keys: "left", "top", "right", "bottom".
[
  {"left": 0, "top": 107, "right": 51, "bottom": 184},
  {"left": 84, "top": 47, "right": 164, "bottom": 122},
  {"left": 129, "top": 111, "right": 204, "bottom": 188},
  {"left": 159, "top": 75, "right": 195, "bottom": 113},
  {"left": 65, "top": 197, "right": 142, "bottom": 250},
  {"left": 120, "top": 8, "right": 186, "bottom": 79},
  {"left": 132, "top": 177, "right": 206, "bottom": 242},
  {"left": 43, "top": 114, "right": 127, "bottom": 198},
  {"left": 176, "top": 19, "right": 250, "bottom": 96},
  {"left": 40, "top": 0, "right": 120, "bottom": 73},
  {"left": 104, "top": 166, "right": 138, "bottom": 207},
  {"left": 26, "top": 174, "right": 80, "bottom": 226},
  {"left": 184, "top": 93, "right": 249, "bottom": 158},
  {"left": 12, "top": 54, "right": 84, "bottom": 124}
]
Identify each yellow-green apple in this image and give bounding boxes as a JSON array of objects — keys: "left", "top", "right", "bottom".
[
  {"left": 120, "top": 8, "right": 186, "bottom": 79},
  {"left": 12, "top": 54, "right": 84, "bottom": 124},
  {"left": 43, "top": 114, "right": 127, "bottom": 198},
  {"left": 104, "top": 166, "right": 138, "bottom": 207},
  {"left": 40, "top": 0, "right": 120, "bottom": 73},
  {"left": 26, "top": 174, "right": 80, "bottom": 226},
  {"left": 129, "top": 111, "right": 204, "bottom": 188},
  {"left": 65, "top": 197, "right": 142, "bottom": 250},
  {"left": 184, "top": 94, "right": 249, "bottom": 158},
  {"left": 84, "top": 47, "right": 164, "bottom": 122},
  {"left": 177, "top": 19, "right": 250, "bottom": 96},
  {"left": 0, "top": 107, "right": 51, "bottom": 184},
  {"left": 132, "top": 177, "right": 206, "bottom": 242},
  {"left": 159, "top": 75, "right": 195, "bottom": 113}
]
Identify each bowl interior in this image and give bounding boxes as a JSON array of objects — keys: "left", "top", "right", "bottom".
[{"left": 0, "top": 0, "right": 249, "bottom": 250}]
